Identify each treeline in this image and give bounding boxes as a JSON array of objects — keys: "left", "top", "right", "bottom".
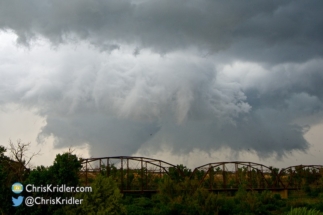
[
  {"left": 1, "top": 142, "right": 323, "bottom": 215},
  {"left": 83, "top": 162, "right": 323, "bottom": 195}
]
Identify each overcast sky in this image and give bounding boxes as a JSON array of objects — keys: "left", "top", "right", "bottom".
[{"left": 0, "top": 0, "right": 323, "bottom": 168}]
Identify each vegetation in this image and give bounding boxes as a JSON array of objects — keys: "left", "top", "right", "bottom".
[
  {"left": 66, "top": 175, "right": 126, "bottom": 215},
  {"left": 1, "top": 141, "right": 323, "bottom": 214},
  {"left": 286, "top": 207, "right": 323, "bottom": 215}
]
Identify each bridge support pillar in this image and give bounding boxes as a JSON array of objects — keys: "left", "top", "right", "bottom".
[{"left": 272, "top": 189, "right": 288, "bottom": 199}]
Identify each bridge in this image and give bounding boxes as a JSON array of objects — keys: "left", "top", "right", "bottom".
[{"left": 80, "top": 156, "right": 323, "bottom": 198}]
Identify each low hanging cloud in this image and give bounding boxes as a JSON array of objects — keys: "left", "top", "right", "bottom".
[
  {"left": 1, "top": 40, "right": 253, "bottom": 156},
  {"left": 0, "top": 0, "right": 323, "bottom": 159}
]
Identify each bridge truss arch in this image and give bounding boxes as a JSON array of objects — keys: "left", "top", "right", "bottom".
[
  {"left": 80, "top": 156, "right": 182, "bottom": 192},
  {"left": 79, "top": 156, "right": 323, "bottom": 193},
  {"left": 190, "top": 161, "right": 279, "bottom": 191},
  {"left": 278, "top": 165, "right": 323, "bottom": 189}
]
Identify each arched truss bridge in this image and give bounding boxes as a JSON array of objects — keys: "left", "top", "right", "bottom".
[
  {"left": 80, "top": 157, "right": 323, "bottom": 193},
  {"left": 80, "top": 156, "right": 183, "bottom": 193}
]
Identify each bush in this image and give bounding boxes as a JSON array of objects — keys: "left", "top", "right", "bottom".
[
  {"left": 66, "top": 175, "right": 126, "bottom": 215},
  {"left": 124, "top": 197, "right": 155, "bottom": 215},
  {"left": 286, "top": 207, "right": 323, "bottom": 215}
]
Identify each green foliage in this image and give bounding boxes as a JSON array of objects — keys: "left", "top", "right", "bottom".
[
  {"left": 286, "top": 207, "right": 323, "bottom": 215},
  {"left": 15, "top": 152, "right": 82, "bottom": 215},
  {"left": 168, "top": 164, "right": 191, "bottom": 182},
  {"left": 153, "top": 176, "right": 194, "bottom": 214},
  {"left": 26, "top": 165, "right": 51, "bottom": 185},
  {"left": 0, "top": 145, "right": 31, "bottom": 215},
  {"left": 50, "top": 153, "right": 82, "bottom": 186},
  {"left": 0, "top": 145, "right": 7, "bottom": 157},
  {"left": 0, "top": 145, "right": 12, "bottom": 214},
  {"left": 123, "top": 196, "right": 155, "bottom": 215},
  {"left": 3, "top": 146, "right": 323, "bottom": 215},
  {"left": 67, "top": 175, "right": 126, "bottom": 215},
  {"left": 232, "top": 185, "right": 287, "bottom": 215},
  {"left": 24, "top": 152, "right": 81, "bottom": 188},
  {"left": 147, "top": 174, "right": 290, "bottom": 215}
]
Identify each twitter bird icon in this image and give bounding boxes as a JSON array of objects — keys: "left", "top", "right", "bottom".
[{"left": 12, "top": 196, "right": 24, "bottom": 207}]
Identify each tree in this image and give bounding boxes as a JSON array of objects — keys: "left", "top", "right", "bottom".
[
  {"left": 153, "top": 175, "right": 210, "bottom": 215},
  {"left": 0, "top": 145, "right": 7, "bottom": 158},
  {"left": 49, "top": 151, "right": 82, "bottom": 186},
  {"left": 66, "top": 175, "right": 126, "bottom": 215},
  {"left": 8, "top": 139, "right": 40, "bottom": 181},
  {"left": 1, "top": 142, "right": 38, "bottom": 215},
  {"left": 0, "top": 145, "right": 12, "bottom": 214},
  {"left": 16, "top": 151, "right": 82, "bottom": 215}
]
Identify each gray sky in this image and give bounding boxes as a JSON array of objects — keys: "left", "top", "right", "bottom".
[{"left": 0, "top": 0, "right": 322, "bottom": 168}]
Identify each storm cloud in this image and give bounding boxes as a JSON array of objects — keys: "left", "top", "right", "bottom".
[
  {"left": 0, "top": 0, "right": 323, "bottom": 159},
  {"left": 1, "top": 0, "right": 323, "bottom": 62}
]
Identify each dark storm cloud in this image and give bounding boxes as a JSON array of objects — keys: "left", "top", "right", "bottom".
[
  {"left": 37, "top": 113, "right": 161, "bottom": 156},
  {"left": 1, "top": 0, "right": 323, "bottom": 63},
  {"left": 137, "top": 59, "right": 323, "bottom": 158},
  {"left": 1, "top": 0, "right": 323, "bottom": 159},
  {"left": 2, "top": 50, "right": 322, "bottom": 158},
  {"left": 139, "top": 108, "right": 308, "bottom": 158}
]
